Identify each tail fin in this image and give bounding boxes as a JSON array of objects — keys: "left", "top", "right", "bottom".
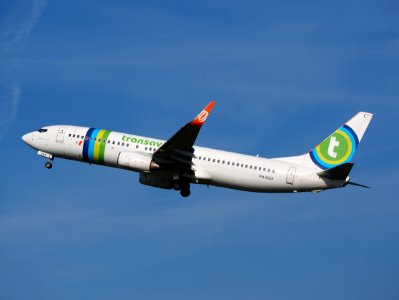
[
  {"left": 309, "top": 112, "right": 373, "bottom": 170},
  {"left": 274, "top": 112, "right": 373, "bottom": 170}
]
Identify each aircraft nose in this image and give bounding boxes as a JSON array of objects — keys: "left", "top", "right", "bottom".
[{"left": 22, "top": 133, "right": 32, "bottom": 144}]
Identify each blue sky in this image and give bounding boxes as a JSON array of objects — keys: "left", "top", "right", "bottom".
[{"left": 1, "top": 0, "right": 398, "bottom": 299}]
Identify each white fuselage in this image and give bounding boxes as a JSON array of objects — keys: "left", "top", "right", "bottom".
[{"left": 22, "top": 125, "right": 344, "bottom": 193}]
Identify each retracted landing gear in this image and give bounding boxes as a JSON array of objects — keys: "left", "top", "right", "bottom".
[
  {"left": 172, "top": 176, "right": 191, "bottom": 197},
  {"left": 172, "top": 179, "right": 180, "bottom": 191},
  {"left": 179, "top": 182, "right": 191, "bottom": 198}
]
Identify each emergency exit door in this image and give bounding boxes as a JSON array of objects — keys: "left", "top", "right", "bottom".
[
  {"left": 56, "top": 127, "right": 66, "bottom": 143},
  {"left": 286, "top": 167, "right": 296, "bottom": 185}
]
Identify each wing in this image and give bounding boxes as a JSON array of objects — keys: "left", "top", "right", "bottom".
[{"left": 152, "top": 101, "right": 215, "bottom": 173}]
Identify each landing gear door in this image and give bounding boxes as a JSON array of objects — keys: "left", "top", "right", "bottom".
[
  {"left": 286, "top": 167, "right": 296, "bottom": 185},
  {"left": 56, "top": 127, "right": 66, "bottom": 143}
]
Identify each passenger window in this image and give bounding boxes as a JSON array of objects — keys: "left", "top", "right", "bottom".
[
  {"left": 245, "top": 165, "right": 248, "bottom": 168},
  {"left": 272, "top": 170, "right": 275, "bottom": 173},
  {"left": 73, "top": 134, "right": 76, "bottom": 138},
  {"left": 136, "top": 145, "right": 139, "bottom": 149},
  {"left": 208, "top": 158, "right": 211, "bottom": 161},
  {"left": 112, "top": 141, "right": 115, "bottom": 145},
  {"left": 254, "top": 166, "right": 257, "bottom": 170},
  {"left": 222, "top": 161, "right": 225, "bottom": 164},
  {"left": 267, "top": 169, "right": 270, "bottom": 172},
  {"left": 127, "top": 144, "right": 129, "bottom": 147},
  {"left": 250, "top": 165, "right": 253, "bottom": 169},
  {"left": 68, "top": 134, "right": 71, "bottom": 137},
  {"left": 227, "top": 162, "right": 230, "bottom": 165}
]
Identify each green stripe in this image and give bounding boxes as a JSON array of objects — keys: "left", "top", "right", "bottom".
[{"left": 99, "top": 130, "right": 111, "bottom": 164}]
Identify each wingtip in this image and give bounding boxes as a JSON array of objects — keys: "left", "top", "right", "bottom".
[
  {"left": 206, "top": 100, "right": 215, "bottom": 112},
  {"left": 191, "top": 101, "right": 215, "bottom": 126}
]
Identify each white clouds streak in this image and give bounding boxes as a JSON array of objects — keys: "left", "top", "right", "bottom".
[
  {"left": 0, "top": 1, "right": 47, "bottom": 139},
  {"left": 0, "top": 0, "right": 47, "bottom": 54},
  {"left": 0, "top": 84, "right": 21, "bottom": 140}
]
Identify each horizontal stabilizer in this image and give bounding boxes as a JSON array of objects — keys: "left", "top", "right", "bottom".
[
  {"left": 318, "top": 162, "right": 354, "bottom": 180},
  {"left": 347, "top": 181, "right": 370, "bottom": 188}
]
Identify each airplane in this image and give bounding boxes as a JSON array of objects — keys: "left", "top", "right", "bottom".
[{"left": 22, "top": 101, "right": 373, "bottom": 197}]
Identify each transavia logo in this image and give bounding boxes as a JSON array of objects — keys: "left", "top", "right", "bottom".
[{"left": 310, "top": 125, "right": 359, "bottom": 169}]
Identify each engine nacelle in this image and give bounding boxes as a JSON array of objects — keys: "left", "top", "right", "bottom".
[
  {"left": 117, "top": 152, "right": 159, "bottom": 172},
  {"left": 139, "top": 172, "right": 173, "bottom": 189}
]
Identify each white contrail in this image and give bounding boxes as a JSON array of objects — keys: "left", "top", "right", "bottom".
[
  {"left": 0, "top": 84, "right": 21, "bottom": 141},
  {"left": 1, "top": 0, "right": 47, "bottom": 54},
  {"left": 0, "top": 0, "right": 47, "bottom": 140}
]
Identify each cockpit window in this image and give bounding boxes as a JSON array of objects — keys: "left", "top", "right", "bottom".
[{"left": 37, "top": 128, "right": 48, "bottom": 133}]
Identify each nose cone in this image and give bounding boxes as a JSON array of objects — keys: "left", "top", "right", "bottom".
[
  {"left": 22, "top": 133, "right": 30, "bottom": 144},
  {"left": 22, "top": 132, "right": 34, "bottom": 146}
]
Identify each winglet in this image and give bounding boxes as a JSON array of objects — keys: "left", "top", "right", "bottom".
[{"left": 191, "top": 101, "right": 215, "bottom": 126}]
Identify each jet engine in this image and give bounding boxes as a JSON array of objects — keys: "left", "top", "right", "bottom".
[
  {"left": 117, "top": 152, "right": 159, "bottom": 172},
  {"left": 139, "top": 172, "right": 173, "bottom": 189}
]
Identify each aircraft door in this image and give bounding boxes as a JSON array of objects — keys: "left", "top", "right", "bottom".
[
  {"left": 286, "top": 167, "right": 296, "bottom": 185},
  {"left": 56, "top": 127, "right": 66, "bottom": 143}
]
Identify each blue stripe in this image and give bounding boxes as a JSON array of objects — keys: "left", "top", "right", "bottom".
[
  {"left": 309, "top": 150, "right": 329, "bottom": 170},
  {"left": 340, "top": 126, "right": 357, "bottom": 162},
  {"left": 88, "top": 128, "right": 100, "bottom": 162},
  {"left": 342, "top": 125, "right": 359, "bottom": 146},
  {"left": 83, "top": 128, "right": 95, "bottom": 162}
]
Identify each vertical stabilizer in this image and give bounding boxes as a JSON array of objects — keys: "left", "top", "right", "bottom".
[
  {"left": 309, "top": 112, "right": 373, "bottom": 170},
  {"left": 274, "top": 112, "right": 373, "bottom": 170}
]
